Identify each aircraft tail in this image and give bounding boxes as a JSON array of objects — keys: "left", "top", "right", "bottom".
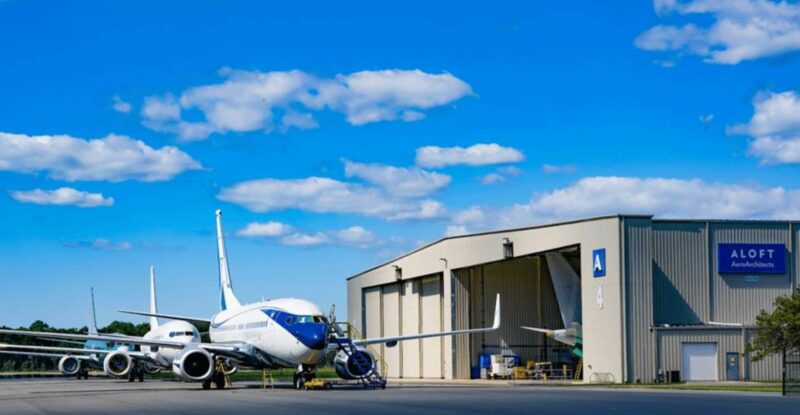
[
  {"left": 88, "top": 288, "right": 98, "bottom": 335},
  {"left": 149, "top": 266, "right": 160, "bottom": 329},
  {"left": 544, "top": 252, "right": 582, "bottom": 327},
  {"left": 216, "top": 209, "right": 241, "bottom": 311}
]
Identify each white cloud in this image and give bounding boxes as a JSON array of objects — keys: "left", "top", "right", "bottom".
[
  {"left": 498, "top": 166, "right": 522, "bottom": 176},
  {"left": 636, "top": 0, "right": 800, "bottom": 65},
  {"left": 0, "top": 132, "right": 201, "bottom": 182},
  {"left": 141, "top": 68, "right": 472, "bottom": 140},
  {"left": 444, "top": 225, "right": 469, "bottom": 237},
  {"left": 112, "top": 95, "right": 132, "bottom": 114},
  {"left": 217, "top": 177, "right": 446, "bottom": 221},
  {"left": 344, "top": 160, "right": 451, "bottom": 197},
  {"left": 281, "top": 232, "right": 329, "bottom": 246},
  {"left": 10, "top": 187, "right": 114, "bottom": 208},
  {"left": 415, "top": 143, "right": 524, "bottom": 168},
  {"left": 542, "top": 164, "right": 577, "bottom": 174},
  {"left": 248, "top": 225, "right": 379, "bottom": 248},
  {"left": 479, "top": 172, "right": 506, "bottom": 185},
  {"left": 452, "top": 206, "right": 486, "bottom": 225},
  {"left": 236, "top": 221, "right": 292, "bottom": 237},
  {"left": 728, "top": 90, "right": 800, "bottom": 164},
  {"left": 445, "top": 176, "right": 800, "bottom": 232},
  {"left": 699, "top": 113, "right": 715, "bottom": 123},
  {"left": 62, "top": 239, "right": 132, "bottom": 251}
]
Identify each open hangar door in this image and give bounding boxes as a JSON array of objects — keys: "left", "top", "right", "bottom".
[{"left": 452, "top": 247, "right": 581, "bottom": 379}]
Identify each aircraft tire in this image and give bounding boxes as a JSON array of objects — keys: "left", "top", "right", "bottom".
[
  {"left": 138, "top": 371, "right": 145, "bottom": 382},
  {"left": 202, "top": 379, "right": 211, "bottom": 390},
  {"left": 214, "top": 372, "right": 226, "bottom": 389}
]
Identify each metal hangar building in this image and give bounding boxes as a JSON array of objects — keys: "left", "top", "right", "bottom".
[{"left": 346, "top": 215, "right": 798, "bottom": 383}]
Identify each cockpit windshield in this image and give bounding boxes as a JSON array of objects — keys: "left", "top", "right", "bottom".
[{"left": 296, "top": 315, "right": 327, "bottom": 324}]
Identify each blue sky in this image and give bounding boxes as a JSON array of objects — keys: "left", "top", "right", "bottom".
[{"left": 2, "top": 0, "right": 800, "bottom": 328}]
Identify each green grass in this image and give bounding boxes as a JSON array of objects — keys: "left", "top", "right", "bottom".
[{"left": 149, "top": 367, "right": 337, "bottom": 381}]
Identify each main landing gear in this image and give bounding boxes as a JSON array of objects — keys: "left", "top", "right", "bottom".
[
  {"left": 75, "top": 369, "right": 89, "bottom": 380},
  {"left": 293, "top": 364, "right": 317, "bottom": 390}
]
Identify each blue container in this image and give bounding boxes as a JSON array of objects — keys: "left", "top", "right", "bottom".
[
  {"left": 470, "top": 366, "right": 480, "bottom": 379},
  {"left": 510, "top": 355, "right": 521, "bottom": 367},
  {"left": 479, "top": 354, "right": 491, "bottom": 369}
]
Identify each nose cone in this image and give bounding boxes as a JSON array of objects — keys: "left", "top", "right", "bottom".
[{"left": 293, "top": 323, "right": 329, "bottom": 350}]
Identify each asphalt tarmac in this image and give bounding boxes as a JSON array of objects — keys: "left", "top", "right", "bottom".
[{"left": 0, "top": 378, "right": 795, "bottom": 415}]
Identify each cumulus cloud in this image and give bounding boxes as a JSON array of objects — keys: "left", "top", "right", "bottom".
[
  {"left": 445, "top": 176, "right": 800, "bottom": 232},
  {"left": 141, "top": 68, "right": 472, "bottom": 140},
  {"left": 236, "top": 221, "right": 292, "bottom": 237},
  {"left": 112, "top": 95, "right": 132, "bottom": 114},
  {"left": 62, "top": 239, "right": 132, "bottom": 251},
  {"left": 0, "top": 132, "right": 201, "bottom": 182},
  {"left": 10, "top": 187, "right": 114, "bottom": 208},
  {"left": 728, "top": 90, "right": 800, "bottom": 164},
  {"left": 542, "top": 164, "right": 577, "bottom": 174},
  {"left": 635, "top": 0, "right": 800, "bottom": 65},
  {"left": 478, "top": 172, "right": 506, "bottom": 185},
  {"left": 343, "top": 159, "right": 451, "bottom": 197},
  {"left": 240, "top": 222, "right": 379, "bottom": 248},
  {"left": 217, "top": 177, "right": 446, "bottom": 221},
  {"left": 415, "top": 143, "right": 524, "bottom": 168}
]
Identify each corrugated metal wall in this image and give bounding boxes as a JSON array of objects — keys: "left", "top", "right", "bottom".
[
  {"left": 656, "top": 329, "right": 742, "bottom": 381},
  {"left": 453, "top": 268, "right": 471, "bottom": 380},
  {"left": 744, "top": 329, "right": 783, "bottom": 381},
  {"left": 652, "top": 222, "right": 708, "bottom": 324},
  {"left": 624, "top": 218, "right": 655, "bottom": 383},
  {"left": 710, "top": 223, "right": 794, "bottom": 324}
]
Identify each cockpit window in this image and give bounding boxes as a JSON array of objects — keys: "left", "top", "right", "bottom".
[{"left": 285, "top": 316, "right": 295, "bottom": 325}]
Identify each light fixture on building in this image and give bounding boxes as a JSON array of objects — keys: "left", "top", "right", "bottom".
[
  {"left": 502, "top": 237, "right": 514, "bottom": 259},
  {"left": 439, "top": 257, "right": 448, "bottom": 268},
  {"left": 392, "top": 265, "right": 402, "bottom": 280}
]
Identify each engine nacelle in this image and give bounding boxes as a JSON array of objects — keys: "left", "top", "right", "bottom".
[
  {"left": 172, "top": 348, "right": 214, "bottom": 381},
  {"left": 333, "top": 348, "right": 376, "bottom": 380},
  {"left": 143, "top": 363, "right": 162, "bottom": 375},
  {"left": 58, "top": 356, "right": 81, "bottom": 376},
  {"left": 103, "top": 351, "right": 132, "bottom": 378}
]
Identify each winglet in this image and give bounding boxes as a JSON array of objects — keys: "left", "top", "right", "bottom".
[
  {"left": 492, "top": 294, "right": 501, "bottom": 329},
  {"left": 149, "top": 266, "right": 160, "bottom": 330}
]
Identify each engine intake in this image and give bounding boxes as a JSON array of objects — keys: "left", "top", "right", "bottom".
[
  {"left": 103, "top": 351, "right": 132, "bottom": 378},
  {"left": 172, "top": 348, "right": 214, "bottom": 381},
  {"left": 58, "top": 356, "right": 81, "bottom": 376},
  {"left": 333, "top": 348, "right": 376, "bottom": 380}
]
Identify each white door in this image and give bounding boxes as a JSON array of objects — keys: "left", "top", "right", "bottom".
[{"left": 681, "top": 343, "right": 718, "bottom": 381}]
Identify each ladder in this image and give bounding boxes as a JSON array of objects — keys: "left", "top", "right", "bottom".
[
  {"left": 329, "top": 321, "right": 387, "bottom": 389},
  {"left": 574, "top": 359, "right": 583, "bottom": 380}
]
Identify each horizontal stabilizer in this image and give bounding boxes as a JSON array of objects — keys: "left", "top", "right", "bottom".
[
  {"left": 117, "top": 310, "right": 211, "bottom": 325},
  {"left": 0, "top": 343, "right": 111, "bottom": 355},
  {"left": 354, "top": 294, "right": 500, "bottom": 346}
]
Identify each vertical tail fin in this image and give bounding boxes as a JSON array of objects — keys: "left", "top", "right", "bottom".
[
  {"left": 216, "top": 209, "right": 241, "bottom": 311},
  {"left": 88, "top": 288, "right": 98, "bottom": 335},
  {"left": 149, "top": 266, "right": 160, "bottom": 329},
  {"left": 544, "top": 252, "right": 582, "bottom": 327}
]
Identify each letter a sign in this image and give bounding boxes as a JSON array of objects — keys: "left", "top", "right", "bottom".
[{"left": 593, "top": 248, "right": 606, "bottom": 278}]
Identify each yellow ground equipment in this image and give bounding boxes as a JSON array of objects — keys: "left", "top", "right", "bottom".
[{"left": 303, "top": 378, "right": 333, "bottom": 390}]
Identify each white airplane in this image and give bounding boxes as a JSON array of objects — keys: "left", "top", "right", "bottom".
[
  {"left": 521, "top": 252, "right": 583, "bottom": 355},
  {"left": 0, "top": 267, "right": 201, "bottom": 381},
  {"left": 47, "top": 209, "right": 500, "bottom": 390}
]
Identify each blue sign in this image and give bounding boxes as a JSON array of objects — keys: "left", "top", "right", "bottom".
[
  {"left": 592, "top": 248, "right": 606, "bottom": 277},
  {"left": 718, "top": 243, "right": 786, "bottom": 274}
]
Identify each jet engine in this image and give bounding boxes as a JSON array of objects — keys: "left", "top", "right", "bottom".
[
  {"left": 172, "top": 348, "right": 214, "bottom": 381},
  {"left": 333, "top": 347, "right": 376, "bottom": 380},
  {"left": 58, "top": 356, "right": 81, "bottom": 376},
  {"left": 103, "top": 351, "right": 133, "bottom": 378},
  {"left": 143, "top": 363, "right": 162, "bottom": 375}
]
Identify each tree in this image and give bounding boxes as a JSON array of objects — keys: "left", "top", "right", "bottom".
[{"left": 749, "top": 289, "right": 800, "bottom": 361}]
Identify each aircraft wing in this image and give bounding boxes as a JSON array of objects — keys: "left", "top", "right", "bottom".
[
  {"left": 117, "top": 310, "right": 211, "bottom": 325},
  {"left": 0, "top": 350, "right": 96, "bottom": 359},
  {"left": 520, "top": 326, "right": 555, "bottom": 335},
  {"left": 0, "top": 329, "right": 185, "bottom": 349},
  {"left": 0, "top": 343, "right": 111, "bottom": 355},
  {"left": 351, "top": 294, "right": 501, "bottom": 346}
]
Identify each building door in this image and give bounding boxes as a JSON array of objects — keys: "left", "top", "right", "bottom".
[
  {"left": 726, "top": 353, "right": 740, "bottom": 381},
  {"left": 681, "top": 343, "right": 718, "bottom": 381}
]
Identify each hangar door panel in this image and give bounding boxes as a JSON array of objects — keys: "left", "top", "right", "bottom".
[
  {"left": 400, "top": 280, "right": 420, "bottom": 378},
  {"left": 420, "top": 275, "right": 443, "bottom": 378},
  {"left": 682, "top": 343, "right": 718, "bottom": 381},
  {"left": 363, "top": 287, "right": 382, "bottom": 340},
  {"left": 381, "top": 283, "right": 401, "bottom": 378}
]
